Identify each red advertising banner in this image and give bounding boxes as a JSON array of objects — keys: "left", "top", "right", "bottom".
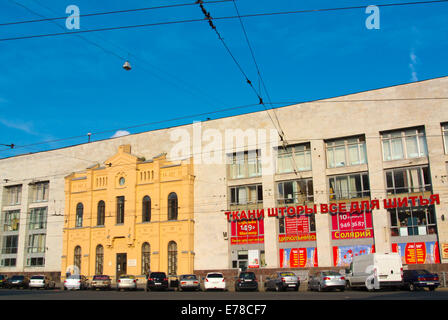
[
  {"left": 392, "top": 241, "right": 440, "bottom": 264},
  {"left": 230, "top": 219, "right": 264, "bottom": 245},
  {"left": 279, "top": 247, "right": 318, "bottom": 268},
  {"left": 279, "top": 216, "right": 316, "bottom": 243},
  {"left": 331, "top": 212, "right": 374, "bottom": 240}
]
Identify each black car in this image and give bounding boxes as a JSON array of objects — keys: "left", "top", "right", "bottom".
[
  {"left": 0, "top": 275, "right": 7, "bottom": 288},
  {"left": 235, "top": 272, "right": 258, "bottom": 292},
  {"left": 6, "top": 275, "right": 30, "bottom": 289},
  {"left": 402, "top": 269, "right": 440, "bottom": 291},
  {"left": 146, "top": 272, "right": 169, "bottom": 291}
]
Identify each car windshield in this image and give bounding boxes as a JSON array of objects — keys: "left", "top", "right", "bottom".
[
  {"left": 120, "top": 275, "right": 134, "bottom": 279},
  {"left": 10, "top": 276, "right": 24, "bottom": 280},
  {"left": 279, "top": 272, "right": 295, "bottom": 277},
  {"left": 322, "top": 271, "right": 341, "bottom": 276},
  {"left": 150, "top": 273, "right": 166, "bottom": 278},
  {"left": 67, "top": 275, "right": 81, "bottom": 280},
  {"left": 93, "top": 275, "right": 110, "bottom": 280},
  {"left": 31, "top": 276, "right": 45, "bottom": 280},
  {"left": 207, "top": 273, "right": 223, "bottom": 278},
  {"left": 240, "top": 273, "right": 256, "bottom": 279},
  {"left": 180, "top": 275, "right": 197, "bottom": 280}
]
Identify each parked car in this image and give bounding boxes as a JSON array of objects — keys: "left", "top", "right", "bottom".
[
  {"left": 235, "top": 272, "right": 258, "bottom": 292},
  {"left": 345, "top": 253, "right": 403, "bottom": 291},
  {"left": 146, "top": 272, "right": 169, "bottom": 291},
  {"left": 0, "top": 275, "right": 7, "bottom": 288},
  {"left": 178, "top": 274, "right": 200, "bottom": 291},
  {"left": 264, "top": 271, "right": 299, "bottom": 291},
  {"left": 308, "top": 271, "right": 345, "bottom": 292},
  {"left": 117, "top": 275, "right": 138, "bottom": 291},
  {"left": 90, "top": 275, "right": 112, "bottom": 290},
  {"left": 402, "top": 269, "right": 440, "bottom": 291},
  {"left": 204, "top": 272, "right": 226, "bottom": 291},
  {"left": 63, "top": 275, "right": 89, "bottom": 290},
  {"left": 29, "top": 275, "right": 56, "bottom": 290},
  {"left": 6, "top": 275, "right": 29, "bottom": 289}
]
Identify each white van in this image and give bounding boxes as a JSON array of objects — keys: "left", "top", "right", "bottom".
[{"left": 345, "top": 253, "right": 403, "bottom": 291}]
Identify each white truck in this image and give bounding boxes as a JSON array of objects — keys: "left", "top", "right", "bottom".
[{"left": 345, "top": 253, "right": 403, "bottom": 291}]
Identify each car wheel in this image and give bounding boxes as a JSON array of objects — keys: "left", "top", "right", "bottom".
[{"left": 409, "top": 283, "right": 415, "bottom": 292}]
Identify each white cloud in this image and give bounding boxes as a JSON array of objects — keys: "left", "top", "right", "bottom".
[
  {"left": 409, "top": 50, "right": 418, "bottom": 82},
  {"left": 0, "top": 118, "right": 36, "bottom": 135},
  {"left": 111, "top": 130, "right": 130, "bottom": 138}
]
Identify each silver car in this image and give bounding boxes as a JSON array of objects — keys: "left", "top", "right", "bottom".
[
  {"left": 308, "top": 271, "right": 346, "bottom": 292},
  {"left": 117, "top": 275, "right": 138, "bottom": 291},
  {"left": 29, "top": 275, "right": 56, "bottom": 290},
  {"left": 178, "top": 274, "right": 200, "bottom": 291},
  {"left": 264, "top": 272, "right": 300, "bottom": 291}
]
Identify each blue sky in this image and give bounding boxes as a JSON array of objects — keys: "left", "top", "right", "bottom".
[{"left": 0, "top": 0, "right": 447, "bottom": 158}]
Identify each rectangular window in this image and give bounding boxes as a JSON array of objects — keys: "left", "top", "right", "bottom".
[
  {"left": 3, "top": 210, "right": 20, "bottom": 232},
  {"left": 26, "top": 257, "right": 45, "bottom": 267},
  {"left": 228, "top": 150, "right": 261, "bottom": 179},
  {"left": 29, "top": 207, "right": 47, "bottom": 230},
  {"left": 0, "top": 258, "right": 16, "bottom": 267},
  {"left": 329, "top": 173, "right": 370, "bottom": 200},
  {"left": 2, "top": 235, "right": 18, "bottom": 254},
  {"left": 443, "top": 123, "right": 448, "bottom": 154},
  {"left": 385, "top": 166, "right": 431, "bottom": 195},
  {"left": 277, "top": 143, "right": 312, "bottom": 173},
  {"left": 381, "top": 128, "right": 427, "bottom": 161},
  {"left": 29, "top": 181, "right": 49, "bottom": 203},
  {"left": 277, "top": 179, "right": 314, "bottom": 204},
  {"left": 389, "top": 206, "right": 437, "bottom": 237},
  {"left": 4, "top": 185, "right": 22, "bottom": 206},
  {"left": 230, "top": 184, "right": 263, "bottom": 206},
  {"left": 27, "top": 234, "right": 46, "bottom": 253},
  {"left": 116, "top": 196, "right": 125, "bottom": 224},
  {"left": 326, "top": 136, "right": 367, "bottom": 168}
]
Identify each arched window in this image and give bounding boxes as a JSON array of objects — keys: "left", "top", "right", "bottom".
[
  {"left": 97, "top": 201, "right": 105, "bottom": 226},
  {"left": 167, "top": 241, "right": 177, "bottom": 276},
  {"left": 95, "top": 245, "right": 104, "bottom": 275},
  {"left": 168, "top": 193, "right": 178, "bottom": 221},
  {"left": 141, "top": 242, "right": 151, "bottom": 275},
  {"left": 74, "top": 246, "right": 82, "bottom": 273},
  {"left": 75, "top": 203, "right": 83, "bottom": 227},
  {"left": 142, "top": 196, "right": 151, "bottom": 222}
]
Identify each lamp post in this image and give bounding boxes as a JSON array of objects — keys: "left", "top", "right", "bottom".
[{"left": 0, "top": 143, "right": 14, "bottom": 149}]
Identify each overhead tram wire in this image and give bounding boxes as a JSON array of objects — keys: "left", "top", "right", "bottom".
[{"left": 1, "top": 0, "right": 448, "bottom": 42}]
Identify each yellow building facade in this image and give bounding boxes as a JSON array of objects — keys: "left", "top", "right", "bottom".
[{"left": 61, "top": 145, "right": 194, "bottom": 281}]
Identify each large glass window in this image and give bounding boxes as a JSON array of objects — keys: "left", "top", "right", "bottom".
[
  {"left": 4, "top": 185, "right": 22, "bottom": 206},
  {"left": 29, "top": 181, "right": 49, "bottom": 203},
  {"left": 277, "top": 179, "right": 314, "bottom": 204},
  {"left": 382, "top": 128, "right": 427, "bottom": 161},
  {"left": 326, "top": 136, "right": 367, "bottom": 168},
  {"left": 1, "top": 235, "right": 18, "bottom": 254},
  {"left": 26, "top": 257, "right": 44, "bottom": 267},
  {"left": 116, "top": 196, "right": 125, "bottom": 224},
  {"left": 3, "top": 210, "right": 20, "bottom": 231},
  {"left": 329, "top": 173, "right": 370, "bottom": 200},
  {"left": 442, "top": 123, "right": 448, "bottom": 154},
  {"left": 168, "top": 193, "right": 178, "bottom": 221},
  {"left": 29, "top": 207, "right": 47, "bottom": 230},
  {"left": 228, "top": 150, "right": 262, "bottom": 179},
  {"left": 230, "top": 184, "right": 263, "bottom": 206},
  {"left": 167, "top": 241, "right": 177, "bottom": 276},
  {"left": 389, "top": 206, "right": 437, "bottom": 237},
  {"left": 277, "top": 144, "right": 312, "bottom": 173},
  {"left": 385, "top": 166, "right": 431, "bottom": 195},
  {"left": 27, "top": 234, "right": 46, "bottom": 253}
]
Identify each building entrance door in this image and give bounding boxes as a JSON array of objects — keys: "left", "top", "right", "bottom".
[{"left": 116, "top": 253, "right": 127, "bottom": 280}]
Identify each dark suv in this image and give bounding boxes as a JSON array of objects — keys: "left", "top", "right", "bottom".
[
  {"left": 235, "top": 272, "right": 258, "bottom": 292},
  {"left": 402, "top": 270, "right": 440, "bottom": 291},
  {"left": 6, "top": 275, "right": 29, "bottom": 289},
  {"left": 146, "top": 272, "right": 169, "bottom": 291},
  {"left": 0, "top": 275, "right": 7, "bottom": 288}
]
